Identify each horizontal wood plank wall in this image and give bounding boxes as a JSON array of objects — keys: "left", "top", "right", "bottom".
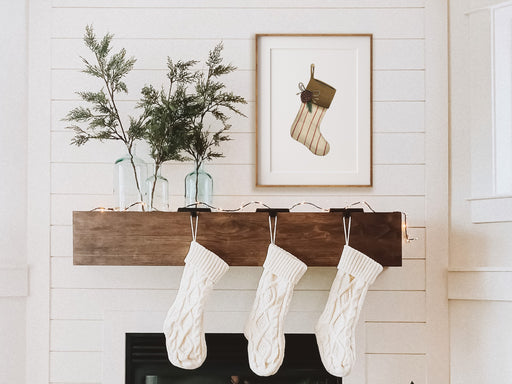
[{"left": 49, "top": 1, "right": 428, "bottom": 383}]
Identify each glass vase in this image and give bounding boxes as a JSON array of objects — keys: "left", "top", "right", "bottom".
[
  {"left": 145, "top": 165, "right": 169, "bottom": 211},
  {"left": 184, "top": 164, "right": 213, "bottom": 206},
  {"left": 113, "top": 147, "right": 147, "bottom": 211}
]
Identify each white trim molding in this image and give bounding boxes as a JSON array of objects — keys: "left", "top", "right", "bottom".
[
  {"left": 468, "top": 195, "right": 512, "bottom": 223},
  {"left": 0, "top": 266, "right": 28, "bottom": 297},
  {"left": 466, "top": 2, "right": 512, "bottom": 223},
  {"left": 425, "top": 0, "right": 450, "bottom": 383},
  {"left": 465, "top": 0, "right": 512, "bottom": 15},
  {"left": 448, "top": 269, "right": 512, "bottom": 301}
]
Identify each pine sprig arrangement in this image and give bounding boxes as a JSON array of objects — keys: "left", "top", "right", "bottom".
[
  {"left": 184, "top": 43, "right": 247, "bottom": 202},
  {"left": 65, "top": 27, "right": 247, "bottom": 209},
  {"left": 64, "top": 25, "right": 147, "bottom": 207},
  {"left": 137, "top": 59, "right": 200, "bottom": 207}
]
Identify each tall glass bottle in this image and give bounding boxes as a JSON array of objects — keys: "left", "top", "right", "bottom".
[
  {"left": 113, "top": 145, "right": 147, "bottom": 210},
  {"left": 145, "top": 165, "right": 169, "bottom": 211},
  {"left": 184, "top": 164, "right": 213, "bottom": 206}
]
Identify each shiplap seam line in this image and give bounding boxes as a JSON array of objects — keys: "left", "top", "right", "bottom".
[
  {"left": 50, "top": 129, "right": 426, "bottom": 134},
  {"left": 374, "top": 132, "right": 426, "bottom": 134},
  {"left": 50, "top": 192, "right": 427, "bottom": 197},
  {"left": 50, "top": 349, "right": 102, "bottom": 352},
  {"left": 50, "top": 288, "right": 425, "bottom": 293},
  {"left": 365, "top": 320, "right": 426, "bottom": 324},
  {"left": 365, "top": 352, "right": 427, "bottom": 355},
  {"left": 49, "top": 283, "right": 425, "bottom": 293},
  {"left": 374, "top": 100, "right": 426, "bottom": 103},
  {"left": 51, "top": 6, "right": 425, "bottom": 10},
  {"left": 52, "top": 98, "right": 428, "bottom": 103},
  {"left": 50, "top": 193, "right": 427, "bottom": 198},
  {"left": 49, "top": 161, "right": 426, "bottom": 166},
  {"left": 51, "top": 318, "right": 102, "bottom": 322},
  {"left": 50, "top": 37, "right": 427, "bottom": 41},
  {"left": 448, "top": 267, "right": 512, "bottom": 272},
  {"left": 51, "top": 68, "right": 426, "bottom": 72}
]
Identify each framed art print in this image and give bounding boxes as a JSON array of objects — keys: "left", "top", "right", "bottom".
[{"left": 256, "top": 34, "right": 372, "bottom": 186}]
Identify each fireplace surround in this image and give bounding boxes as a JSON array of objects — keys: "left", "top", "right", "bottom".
[{"left": 126, "top": 333, "right": 341, "bottom": 384}]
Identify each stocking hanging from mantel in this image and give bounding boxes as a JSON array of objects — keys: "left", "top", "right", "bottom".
[
  {"left": 244, "top": 216, "right": 308, "bottom": 376},
  {"left": 163, "top": 216, "right": 229, "bottom": 369},
  {"left": 315, "top": 216, "right": 383, "bottom": 377}
]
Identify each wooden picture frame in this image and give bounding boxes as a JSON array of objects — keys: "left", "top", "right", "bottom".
[{"left": 256, "top": 34, "right": 373, "bottom": 187}]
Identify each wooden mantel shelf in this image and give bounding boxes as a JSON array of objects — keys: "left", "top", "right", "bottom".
[{"left": 73, "top": 211, "right": 402, "bottom": 267}]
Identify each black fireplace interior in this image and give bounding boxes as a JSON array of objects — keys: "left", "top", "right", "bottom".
[{"left": 126, "top": 333, "right": 342, "bottom": 384}]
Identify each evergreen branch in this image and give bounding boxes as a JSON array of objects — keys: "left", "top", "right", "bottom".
[{"left": 65, "top": 25, "right": 145, "bottom": 208}]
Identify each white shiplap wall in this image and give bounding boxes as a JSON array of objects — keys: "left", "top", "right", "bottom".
[{"left": 45, "top": 1, "right": 444, "bottom": 383}]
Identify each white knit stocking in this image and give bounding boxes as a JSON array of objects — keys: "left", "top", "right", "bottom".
[
  {"left": 315, "top": 245, "right": 383, "bottom": 377},
  {"left": 163, "top": 241, "right": 229, "bottom": 369},
  {"left": 244, "top": 243, "right": 307, "bottom": 376}
]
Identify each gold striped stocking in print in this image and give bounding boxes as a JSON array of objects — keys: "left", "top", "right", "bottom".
[{"left": 290, "top": 102, "right": 330, "bottom": 156}]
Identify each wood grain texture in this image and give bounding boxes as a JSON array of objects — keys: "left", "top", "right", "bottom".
[{"left": 73, "top": 211, "right": 402, "bottom": 266}]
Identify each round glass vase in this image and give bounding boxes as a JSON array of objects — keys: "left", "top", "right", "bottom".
[
  {"left": 145, "top": 165, "right": 169, "bottom": 211},
  {"left": 184, "top": 164, "right": 213, "bottom": 206},
  {"left": 113, "top": 148, "right": 147, "bottom": 211}
]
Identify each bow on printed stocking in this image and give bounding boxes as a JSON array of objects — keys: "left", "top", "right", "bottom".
[{"left": 290, "top": 64, "right": 336, "bottom": 156}]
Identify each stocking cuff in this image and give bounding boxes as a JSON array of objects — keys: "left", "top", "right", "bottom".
[
  {"left": 264, "top": 244, "right": 307, "bottom": 285},
  {"left": 185, "top": 241, "right": 229, "bottom": 284},
  {"left": 337, "top": 245, "right": 383, "bottom": 284}
]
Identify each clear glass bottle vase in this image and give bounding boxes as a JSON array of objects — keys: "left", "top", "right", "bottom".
[
  {"left": 145, "top": 165, "right": 169, "bottom": 211},
  {"left": 184, "top": 164, "right": 213, "bottom": 206},
  {"left": 113, "top": 146, "right": 147, "bottom": 211}
]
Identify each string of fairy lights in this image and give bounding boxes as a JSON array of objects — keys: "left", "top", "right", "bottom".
[{"left": 90, "top": 200, "right": 417, "bottom": 242}]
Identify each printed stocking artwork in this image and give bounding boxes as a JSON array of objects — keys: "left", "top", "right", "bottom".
[{"left": 290, "top": 64, "right": 336, "bottom": 156}]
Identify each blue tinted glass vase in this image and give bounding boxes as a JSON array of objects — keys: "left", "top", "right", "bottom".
[
  {"left": 113, "top": 146, "right": 147, "bottom": 211},
  {"left": 184, "top": 164, "right": 213, "bottom": 206},
  {"left": 145, "top": 165, "right": 169, "bottom": 211}
]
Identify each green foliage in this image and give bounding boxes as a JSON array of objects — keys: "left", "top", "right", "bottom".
[
  {"left": 138, "top": 45, "right": 247, "bottom": 206},
  {"left": 63, "top": 27, "right": 247, "bottom": 208},
  {"left": 137, "top": 59, "right": 200, "bottom": 168},
  {"left": 184, "top": 43, "right": 247, "bottom": 168},
  {"left": 64, "top": 25, "right": 143, "bottom": 149},
  {"left": 64, "top": 25, "right": 147, "bottom": 205}
]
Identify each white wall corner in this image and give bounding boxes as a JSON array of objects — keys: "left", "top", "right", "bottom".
[{"left": 0, "top": 265, "right": 28, "bottom": 297}]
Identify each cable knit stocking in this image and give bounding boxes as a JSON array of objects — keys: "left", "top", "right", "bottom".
[
  {"left": 315, "top": 245, "right": 383, "bottom": 377},
  {"left": 163, "top": 241, "right": 229, "bottom": 369},
  {"left": 244, "top": 243, "right": 307, "bottom": 376}
]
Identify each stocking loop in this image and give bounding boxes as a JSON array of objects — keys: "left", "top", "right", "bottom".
[
  {"left": 190, "top": 214, "right": 199, "bottom": 242},
  {"left": 310, "top": 63, "right": 315, "bottom": 78},
  {"left": 343, "top": 215, "right": 352, "bottom": 245},
  {"left": 268, "top": 215, "right": 278, "bottom": 244}
]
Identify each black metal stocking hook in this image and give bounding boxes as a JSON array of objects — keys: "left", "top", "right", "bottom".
[
  {"left": 178, "top": 207, "right": 212, "bottom": 241},
  {"left": 329, "top": 208, "right": 363, "bottom": 245},
  {"left": 256, "top": 208, "right": 290, "bottom": 244}
]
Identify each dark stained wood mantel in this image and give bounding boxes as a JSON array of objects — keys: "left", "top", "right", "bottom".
[{"left": 73, "top": 211, "right": 402, "bottom": 267}]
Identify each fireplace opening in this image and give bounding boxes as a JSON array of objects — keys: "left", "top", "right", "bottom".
[{"left": 126, "top": 333, "right": 341, "bottom": 383}]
